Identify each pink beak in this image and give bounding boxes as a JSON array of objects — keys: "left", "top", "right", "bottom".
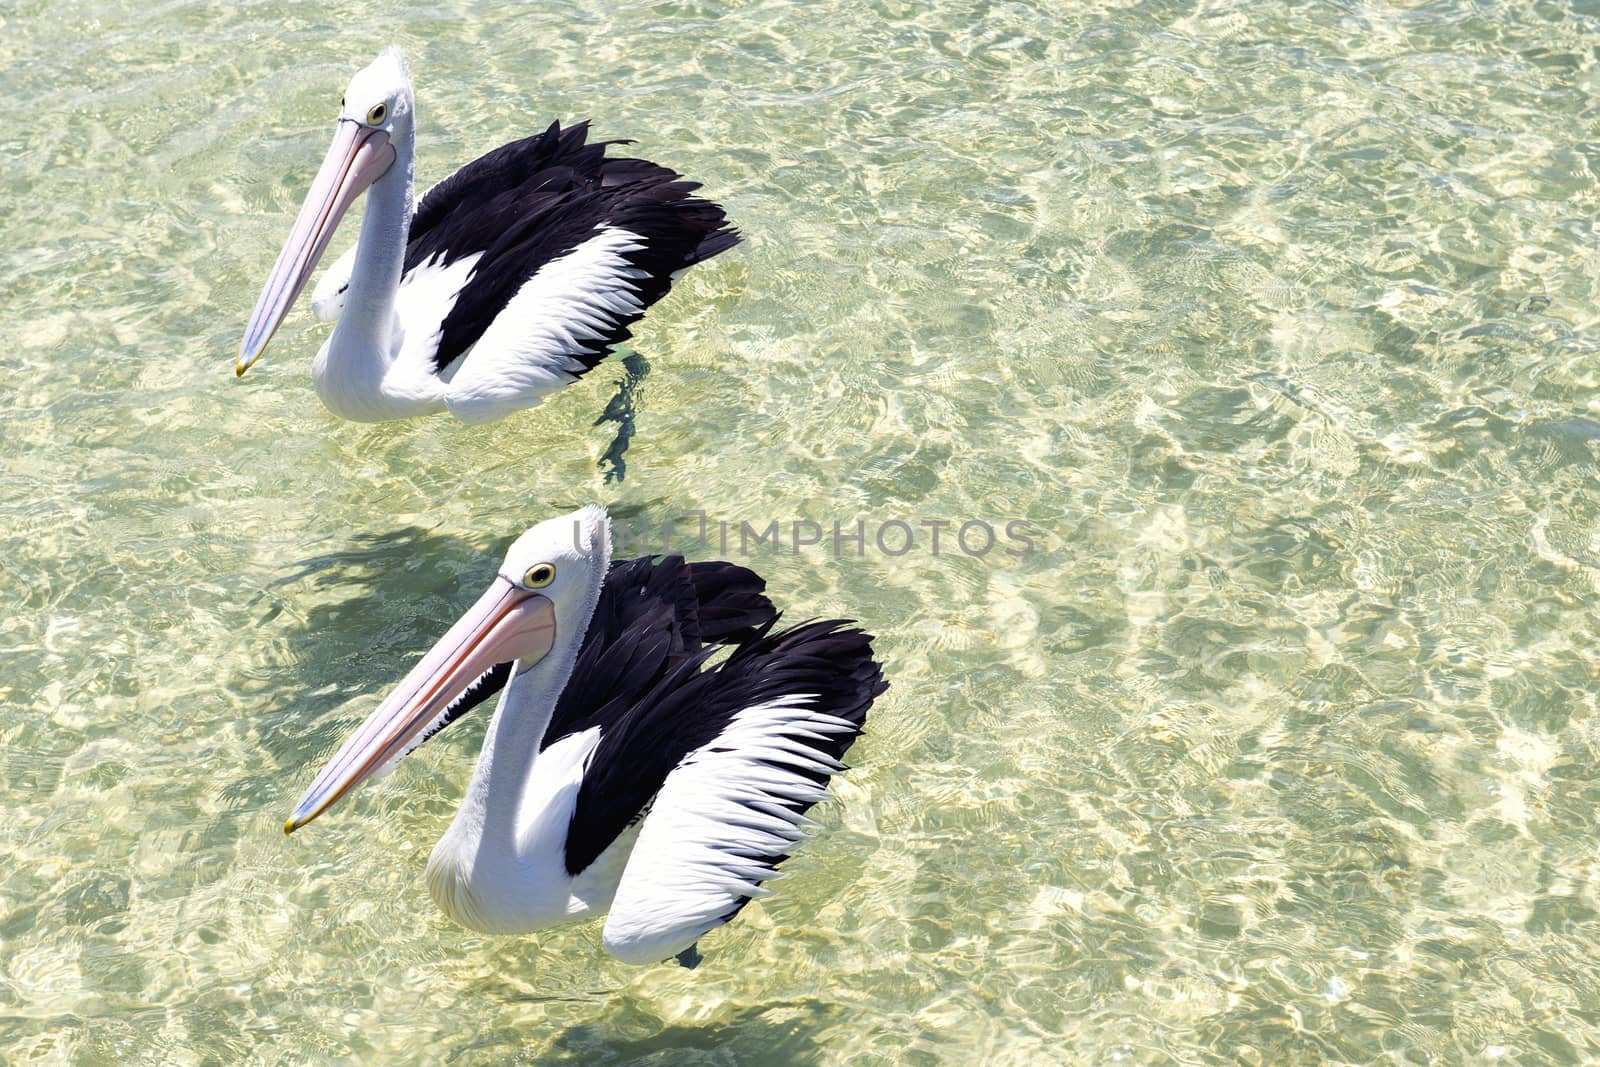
[
  {"left": 238, "top": 120, "right": 395, "bottom": 375},
  {"left": 285, "top": 578, "right": 557, "bottom": 834}
]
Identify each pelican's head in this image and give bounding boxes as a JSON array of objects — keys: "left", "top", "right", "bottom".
[
  {"left": 284, "top": 506, "right": 613, "bottom": 834},
  {"left": 237, "top": 46, "right": 415, "bottom": 376},
  {"left": 342, "top": 46, "right": 415, "bottom": 136}
]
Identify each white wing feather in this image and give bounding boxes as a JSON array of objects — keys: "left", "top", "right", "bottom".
[
  {"left": 443, "top": 226, "right": 650, "bottom": 425},
  {"left": 601, "top": 695, "right": 859, "bottom": 965}
]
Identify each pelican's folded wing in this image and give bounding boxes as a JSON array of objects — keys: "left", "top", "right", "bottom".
[
  {"left": 592, "top": 622, "right": 886, "bottom": 965},
  {"left": 384, "top": 120, "right": 736, "bottom": 424}
]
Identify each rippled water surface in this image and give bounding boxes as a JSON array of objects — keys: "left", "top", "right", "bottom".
[{"left": 6, "top": 0, "right": 1600, "bottom": 1062}]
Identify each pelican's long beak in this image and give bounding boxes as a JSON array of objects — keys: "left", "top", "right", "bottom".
[
  {"left": 237, "top": 120, "right": 396, "bottom": 376},
  {"left": 285, "top": 578, "right": 556, "bottom": 834}
]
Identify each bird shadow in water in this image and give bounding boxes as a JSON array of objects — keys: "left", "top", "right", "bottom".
[
  {"left": 229, "top": 525, "right": 504, "bottom": 813},
  {"left": 448, "top": 997, "right": 840, "bottom": 1066},
  {"left": 593, "top": 351, "right": 650, "bottom": 486},
  {"left": 223, "top": 504, "right": 683, "bottom": 826}
]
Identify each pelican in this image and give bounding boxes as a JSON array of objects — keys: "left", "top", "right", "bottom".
[
  {"left": 285, "top": 506, "right": 887, "bottom": 965},
  {"left": 238, "top": 48, "right": 738, "bottom": 424}
]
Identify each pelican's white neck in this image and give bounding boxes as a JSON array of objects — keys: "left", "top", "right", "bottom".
[
  {"left": 312, "top": 123, "right": 443, "bottom": 421},
  {"left": 423, "top": 620, "right": 591, "bottom": 932},
  {"left": 423, "top": 512, "right": 615, "bottom": 932},
  {"left": 460, "top": 646, "right": 574, "bottom": 847},
  {"left": 342, "top": 133, "right": 413, "bottom": 346}
]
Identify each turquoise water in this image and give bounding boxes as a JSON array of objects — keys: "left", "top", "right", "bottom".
[{"left": 5, "top": 0, "right": 1600, "bottom": 1062}]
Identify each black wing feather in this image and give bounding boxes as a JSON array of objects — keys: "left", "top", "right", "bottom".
[
  {"left": 543, "top": 555, "right": 704, "bottom": 745},
  {"left": 545, "top": 555, "right": 776, "bottom": 746},
  {"left": 421, "top": 661, "right": 514, "bottom": 743},
  {"left": 687, "top": 561, "right": 779, "bottom": 646}
]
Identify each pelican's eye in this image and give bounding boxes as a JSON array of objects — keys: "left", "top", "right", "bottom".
[
  {"left": 523, "top": 563, "right": 556, "bottom": 589},
  {"left": 366, "top": 102, "right": 388, "bottom": 125}
]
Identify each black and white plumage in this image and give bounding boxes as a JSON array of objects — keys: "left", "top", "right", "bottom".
[
  {"left": 238, "top": 47, "right": 738, "bottom": 425},
  {"left": 285, "top": 506, "right": 887, "bottom": 965}
]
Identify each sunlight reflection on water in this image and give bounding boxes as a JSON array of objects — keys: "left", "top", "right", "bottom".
[{"left": 4, "top": 0, "right": 1600, "bottom": 1062}]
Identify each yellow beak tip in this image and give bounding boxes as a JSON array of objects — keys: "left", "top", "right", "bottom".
[
  {"left": 283, "top": 818, "right": 298, "bottom": 836},
  {"left": 235, "top": 363, "right": 248, "bottom": 378}
]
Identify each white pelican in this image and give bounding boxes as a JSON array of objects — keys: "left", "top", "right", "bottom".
[
  {"left": 238, "top": 48, "right": 738, "bottom": 424},
  {"left": 285, "top": 506, "right": 886, "bottom": 965}
]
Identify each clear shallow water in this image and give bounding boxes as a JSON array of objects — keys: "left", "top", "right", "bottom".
[{"left": 5, "top": 0, "right": 1600, "bottom": 1062}]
